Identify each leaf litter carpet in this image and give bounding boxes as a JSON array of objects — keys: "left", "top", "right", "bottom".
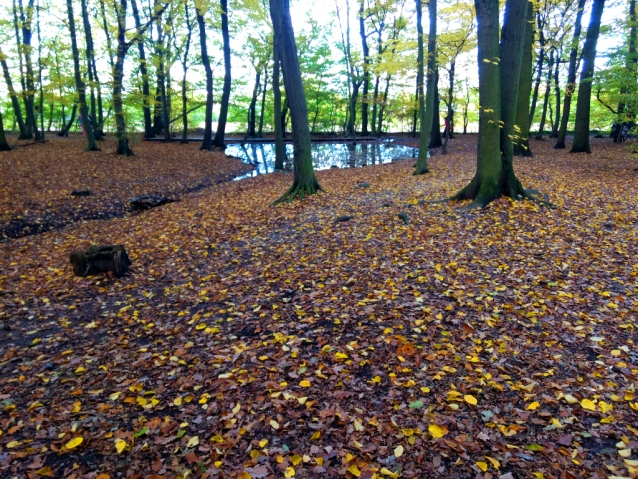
[{"left": 0, "top": 136, "right": 637, "bottom": 479}]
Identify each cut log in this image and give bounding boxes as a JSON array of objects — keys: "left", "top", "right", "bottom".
[
  {"left": 129, "top": 194, "right": 175, "bottom": 210},
  {"left": 70, "top": 245, "right": 131, "bottom": 278},
  {"left": 71, "top": 189, "right": 92, "bottom": 197}
]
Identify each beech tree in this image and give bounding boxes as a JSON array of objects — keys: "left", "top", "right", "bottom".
[
  {"left": 213, "top": 0, "right": 231, "bottom": 148},
  {"left": 570, "top": 0, "right": 606, "bottom": 153},
  {"left": 269, "top": 0, "right": 321, "bottom": 203}
]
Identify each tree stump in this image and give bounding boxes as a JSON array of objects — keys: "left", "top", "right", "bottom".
[{"left": 70, "top": 245, "right": 131, "bottom": 278}]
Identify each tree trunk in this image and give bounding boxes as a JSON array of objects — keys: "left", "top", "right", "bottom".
[
  {"left": 0, "top": 108, "right": 11, "bottom": 151},
  {"left": 18, "top": 0, "right": 40, "bottom": 140},
  {"left": 513, "top": 1, "right": 534, "bottom": 156},
  {"left": 528, "top": 13, "right": 545, "bottom": 129},
  {"left": 447, "top": 60, "right": 456, "bottom": 137},
  {"left": 131, "top": 0, "right": 154, "bottom": 139},
  {"left": 450, "top": 0, "right": 529, "bottom": 208},
  {"left": 613, "top": 0, "right": 636, "bottom": 142},
  {"left": 196, "top": 6, "right": 214, "bottom": 150},
  {"left": 535, "top": 49, "right": 554, "bottom": 139},
  {"left": 377, "top": 74, "right": 391, "bottom": 137},
  {"left": 550, "top": 52, "right": 561, "bottom": 138},
  {"left": 411, "top": 80, "right": 419, "bottom": 137},
  {"left": 80, "top": 0, "right": 103, "bottom": 139},
  {"left": 0, "top": 49, "right": 28, "bottom": 139},
  {"left": 248, "top": 70, "right": 261, "bottom": 137},
  {"left": 270, "top": 0, "right": 321, "bottom": 202},
  {"left": 359, "top": 0, "right": 370, "bottom": 136},
  {"left": 429, "top": 69, "right": 442, "bottom": 148},
  {"left": 570, "top": 0, "right": 605, "bottom": 153},
  {"left": 413, "top": 0, "right": 436, "bottom": 175},
  {"left": 213, "top": 0, "right": 231, "bottom": 148},
  {"left": 273, "top": 33, "right": 285, "bottom": 171},
  {"left": 371, "top": 74, "right": 380, "bottom": 136},
  {"left": 66, "top": 0, "right": 99, "bottom": 151},
  {"left": 258, "top": 65, "right": 268, "bottom": 137},
  {"left": 58, "top": 104, "right": 77, "bottom": 136}
]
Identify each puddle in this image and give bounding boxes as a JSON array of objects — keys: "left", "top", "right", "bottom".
[{"left": 226, "top": 141, "right": 420, "bottom": 180}]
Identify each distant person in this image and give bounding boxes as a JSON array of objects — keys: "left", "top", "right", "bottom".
[
  {"left": 443, "top": 116, "right": 452, "bottom": 139},
  {"left": 77, "top": 113, "right": 93, "bottom": 136}
]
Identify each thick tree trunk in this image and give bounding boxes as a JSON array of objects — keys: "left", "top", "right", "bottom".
[
  {"left": 413, "top": 0, "right": 436, "bottom": 175},
  {"left": 80, "top": 0, "right": 102, "bottom": 139},
  {"left": 131, "top": 0, "right": 154, "bottom": 139},
  {"left": 550, "top": 53, "right": 561, "bottom": 138},
  {"left": 66, "top": 0, "right": 99, "bottom": 151},
  {"left": 535, "top": 49, "right": 554, "bottom": 139},
  {"left": 270, "top": 0, "right": 321, "bottom": 202},
  {"left": 513, "top": 1, "right": 534, "bottom": 156},
  {"left": 451, "top": 0, "right": 529, "bottom": 208},
  {"left": 18, "top": 0, "right": 40, "bottom": 140},
  {"left": 0, "top": 50, "right": 28, "bottom": 139},
  {"left": 213, "top": 0, "right": 231, "bottom": 148},
  {"left": 196, "top": 7, "right": 214, "bottom": 151},
  {"left": 570, "top": 0, "right": 605, "bottom": 153},
  {"left": 613, "top": 0, "right": 636, "bottom": 142},
  {"left": 359, "top": 0, "right": 370, "bottom": 136},
  {"left": 113, "top": 52, "right": 132, "bottom": 155},
  {"left": 273, "top": 34, "right": 285, "bottom": 171}
]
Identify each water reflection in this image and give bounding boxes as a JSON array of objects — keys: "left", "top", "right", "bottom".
[{"left": 227, "top": 142, "right": 419, "bottom": 181}]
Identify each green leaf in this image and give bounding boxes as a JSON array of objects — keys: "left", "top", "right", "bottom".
[
  {"left": 527, "top": 444, "right": 544, "bottom": 451},
  {"left": 409, "top": 400, "right": 424, "bottom": 409},
  {"left": 134, "top": 427, "right": 149, "bottom": 438}
]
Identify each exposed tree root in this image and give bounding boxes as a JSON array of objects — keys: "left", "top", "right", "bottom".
[
  {"left": 423, "top": 185, "right": 554, "bottom": 209},
  {"left": 271, "top": 180, "right": 324, "bottom": 205}
]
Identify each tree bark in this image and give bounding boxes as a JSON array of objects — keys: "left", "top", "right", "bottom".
[
  {"left": 0, "top": 108, "right": 11, "bottom": 151},
  {"left": 213, "top": 0, "right": 231, "bottom": 148},
  {"left": 413, "top": 0, "right": 436, "bottom": 175},
  {"left": 513, "top": 1, "right": 534, "bottom": 156},
  {"left": 535, "top": 49, "right": 554, "bottom": 139},
  {"left": 18, "top": 0, "right": 40, "bottom": 140},
  {"left": 429, "top": 69, "right": 443, "bottom": 148},
  {"left": 273, "top": 33, "right": 285, "bottom": 171},
  {"left": 270, "top": 0, "right": 321, "bottom": 202},
  {"left": 258, "top": 65, "right": 268, "bottom": 137},
  {"left": 570, "top": 0, "right": 605, "bottom": 153},
  {"left": 80, "top": 0, "right": 102, "bottom": 139},
  {"left": 450, "top": 0, "right": 529, "bottom": 208},
  {"left": 528, "top": 11, "right": 545, "bottom": 129},
  {"left": 0, "top": 49, "right": 28, "bottom": 139},
  {"left": 359, "top": 0, "right": 370, "bottom": 136},
  {"left": 550, "top": 51, "right": 561, "bottom": 138},
  {"left": 377, "top": 74, "right": 391, "bottom": 137},
  {"left": 66, "top": 0, "right": 99, "bottom": 151},
  {"left": 196, "top": 4, "right": 214, "bottom": 150},
  {"left": 131, "top": 0, "right": 154, "bottom": 139},
  {"left": 248, "top": 70, "right": 261, "bottom": 137}
]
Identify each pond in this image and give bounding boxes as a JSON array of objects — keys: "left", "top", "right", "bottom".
[{"left": 226, "top": 141, "right": 420, "bottom": 181}]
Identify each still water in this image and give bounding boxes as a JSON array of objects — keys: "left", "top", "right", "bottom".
[{"left": 226, "top": 142, "right": 420, "bottom": 180}]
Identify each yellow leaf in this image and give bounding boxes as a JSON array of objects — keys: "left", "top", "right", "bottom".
[
  {"left": 6, "top": 441, "right": 20, "bottom": 449},
  {"left": 187, "top": 436, "right": 200, "bottom": 448},
  {"left": 299, "top": 380, "right": 311, "bottom": 388},
  {"left": 477, "top": 461, "right": 488, "bottom": 472},
  {"left": 27, "top": 401, "right": 43, "bottom": 411},
  {"left": 618, "top": 448, "right": 632, "bottom": 458},
  {"left": 428, "top": 424, "right": 448, "bottom": 439},
  {"left": 65, "top": 437, "right": 84, "bottom": 450},
  {"left": 311, "top": 431, "right": 321, "bottom": 440},
  {"left": 291, "top": 454, "right": 302, "bottom": 466},
  {"left": 270, "top": 420, "right": 280, "bottom": 429},
  {"left": 464, "top": 395, "right": 478, "bottom": 406},
  {"left": 174, "top": 397, "right": 183, "bottom": 406},
  {"left": 380, "top": 468, "right": 398, "bottom": 478},
  {"left": 109, "top": 392, "right": 121, "bottom": 401},
  {"left": 394, "top": 444, "right": 404, "bottom": 457},
  {"left": 232, "top": 403, "right": 241, "bottom": 414},
  {"left": 35, "top": 466, "right": 54, "bottom": 477},
  {"left": 196, "top": 323, "right": 207, "bottom": 330},
  {"left": 114, "top": 438, "right": 127, "bottom": 454},
  {"left": 527, "top": 401, "right": 540, "bottom": 411},
  {"left": 210, "top": 434, "right": 224, "bottom": 443},
  {"left": 581, "top": 399, "right": 596, "bottom": 411},
  {"left": 72, "top": 402, "right": 81, "bottom": 413},
  {"left": 485, "top": 456, "right": 500, "bottom": 469},
  {"left": 599, "top": 401, "right": 613, "bottom": 414},
  {"left": 259, "top": 439, "right": 268, "bottom": 447},
  {"left": 564, "top": 394, "right": 578, "bottom": 404},
  {"left": 335, "top": 352, "right": 348, "bottom": 359},
  {"left": 347, "top": 464, "right": 362, "bottom": 477},
  {"left": 284, "top": 466, "right": 295, "bottom": 478}
]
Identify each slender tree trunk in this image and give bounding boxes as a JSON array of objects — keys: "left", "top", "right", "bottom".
[
  {"left": 18, "top": 0, "right": 40, "bottom": 140},
  {"left": 513, "top": 1, "right": 534, "bottom": 156},
  {"left": 196, "top": 6, "right": 214, "bottom": 150},
  {"left": 273, "top": 33, "right": 285, "bottom": 171},
  {"left": 131, "top": 0, "right": 154, "bottom": 139},
  {"left": 447, "top": 60, "right": 456, "bottom": 137},
  {"left": 430, "top": 69, "right": 442, "bottom": 148},
  {"left": 570, "top": 0, "right": 606, "bottom": 153},
  {"left": 528, "top": 14, "right": 545, "bottom": 129},
  {"left": 0, "top": 109, "right": 11, "bottom": 151},
  {"left": 371, "top": 74, "right": 380, "bottom": 136},
  {"left": 535, "top": 49, "right": 554, "bottom": 139},
  {"left": 377, "top": 74, "right": 391, "bottom": 137},
  {"left": 270, "top": 0, "right": 321, "bottom": 202},
  {"left": 213, "top": 0, "right": 231, "bottom": 148},
  {"left": 412, "top": 80, "right": 419, "bottom": 137},
  {"left": 550, "top": 53, "right": 561, "bottom": 137},
  {"left": 80, "top": 0, "right": 102, "bottom": 139},
  {"left": 359, "top": 0, "right": 370, "bottom": 136},
  {"left": 66, "top": 0, "right": 99, "bottom": 151},
  {"left": 58, "top": 104, "right": 77, "bottom": 136},
  {"left": 0, "top": 49, "right": 28, "bottom": 139},
  {"left": 413, "top": 0, "right": 436, "bottom": 175},
  {"left": 248, "top": 70, "right": 261, "bottom": 137},
  {"left": 258, "top": 65, "right": 268, "bottom": 137},
  {"left": 450, "top": 0, "right": 529, "bottom": 208},
  {"left": 180, "top": 2, "right": 192, "bottom": 143}
]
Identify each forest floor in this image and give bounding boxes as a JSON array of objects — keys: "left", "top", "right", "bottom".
[{"left": 0, "top": 135, "right": 637, "bottom": 479}]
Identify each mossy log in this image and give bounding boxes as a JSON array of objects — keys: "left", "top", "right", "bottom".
[{"left": 70, "top": 245, "right": 131, "bottom": 278}]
